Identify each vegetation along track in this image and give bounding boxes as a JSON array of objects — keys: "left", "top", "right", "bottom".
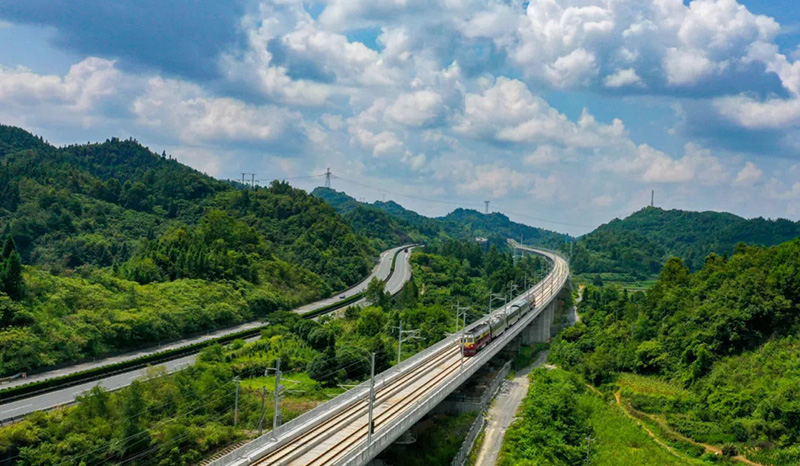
[{"left": 253, "top": 344, "right": 461, "bottom": 465}]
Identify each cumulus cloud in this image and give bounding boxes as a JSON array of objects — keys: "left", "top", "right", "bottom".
[
  {"left": 454, "top": 77, "right": 625, "bottom": 147},
  {"left": 605, "top": 143, "right": 728, "bottom": 185},
  {"left": 386, "top": 90, "right": 444, "bottom": 127},
  {"left": 0, "top": 57, "right": 120, "bottom": 110},
  {"left": 2, "top": 0, "right": 800, "bottom": 231},
  {"left": 604, "top": 68, "right": 643, "bottom": 88},
  {"left": 734, "top": 161, "right": 764, "bottom": 187},
  {"left": 456, "top": 164, "right": 531, "bottom": 198},
  {"left": 510, "top": 0, "right": 780, "bottom": 91},
  {"left": 133, "top": 77, "right": 301, "bottom": 145}
]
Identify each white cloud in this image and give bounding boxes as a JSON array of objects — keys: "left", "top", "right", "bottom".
[
  {"left": 529, "top": 174, "right": 562, "bottom": 201},
  {"left": 133, "top": 78, "right": 299, "bottom": 144},
  {"left": 454, "top": 77, "right": 625, "bottom": 147},
  {"left": 386, "top": 90, "right": 444, "bottom": 127},
  {"left": 456, "top": 164, "right": 531, "bottom": 198},
  {"left": 591, "top": 194, "right": 614, "bottom": 207},
  {"left": 401, "top": 151, "right": 427, "bottom": 171},
  {"left": 509, "top": 0, "right": 779, "bottom": 90},
  {"left": 321, "top": 113, "right": 345, "bottom": 131},
  {"left": 544, "top": 48, "right": 599, "bottom": 88},
  {"left": 604, "top": 68, "right": 643, "bottom": 88},
  {"left": 663, "top": 48, "right": 717, "bottom": 86},
  {"left": 604, "top": 142, "right": 728, "bottom": 185},
  {"left": 0, "top": 57, "right": 120, "bottom": 111},
  {"left": 348, "top": 126, "right": 403, "bottom": 157},
  {"left": 526, "top": 145, "right": 569, "bottom": 167},
  {"left": 714, "top": 95, "right": 800, "bottom": 129},
  {"left": 734, "top": 161, "right": 764, "bottom": 187}
]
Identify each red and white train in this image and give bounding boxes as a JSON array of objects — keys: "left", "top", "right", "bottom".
[{"left": 461, "top": 298, "right": 535, "bottom": 357}]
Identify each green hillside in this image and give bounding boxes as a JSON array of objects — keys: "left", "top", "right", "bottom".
[
  {"left": 571, "top": 206, "right": 800, "bottom": 277},
  {"left": 549, "top": 238, "right": 800, "bottom": 464},
  {"left": 0, "top": 125, "right": 375, "bottom": 375},
  {"left": 312, "top": 187, "right": 572, "bottom": 249}
]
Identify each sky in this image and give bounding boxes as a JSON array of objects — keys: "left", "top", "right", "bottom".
[{"left": 1, "top": 0, "right": 800, "bottom": 236}]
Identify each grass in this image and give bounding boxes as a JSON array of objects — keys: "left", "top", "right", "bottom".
[
  {"left": 573, "top": 273, "right": 658, "bottom": 292},
  {"left": 616, "top": 373, "right": 691, "bottom": 398},
  {"left": 240, "top": 372, "right": 346, "bottom": 400},
  {"left": 467, "top": 428, "right": 486, "bottom": 465},
  {"left": 586, "top": 391, "right": 704, "bottom": 465}
]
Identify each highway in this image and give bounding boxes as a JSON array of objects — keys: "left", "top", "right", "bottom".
[
  {"left": 0, "top": 245, "right": 414, "bottom": 424},
  {"left": 212, "top": 247, "right": 569, "bottom": 466}
]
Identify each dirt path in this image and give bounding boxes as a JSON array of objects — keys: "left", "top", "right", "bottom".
[
  {"left": 613, "top": 391, "right": 686, "bottom": 461},
  {"left": 473, "top": 351, "right": 549, "bottom": 466},
  {"left": 614, "top": 391, "right": 762, "bottom": 466}
]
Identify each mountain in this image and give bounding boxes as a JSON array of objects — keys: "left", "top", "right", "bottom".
[
  {"left": 312, "top": 187, "right": 572, "bottom": 249},
  {"left": 0, "top": 125, "right": 375, "bottom": 374},
  {"left": 571, "top": 206, "right": 800, "bottom": 277}
]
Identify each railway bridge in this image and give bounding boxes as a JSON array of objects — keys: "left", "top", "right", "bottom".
[{"left": 212, "top": 244, "right": 570, "bottom": 466}]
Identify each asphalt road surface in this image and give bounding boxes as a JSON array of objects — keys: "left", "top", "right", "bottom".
[{"left": 0, "top": 245, "right": 414, "bottom": 423}]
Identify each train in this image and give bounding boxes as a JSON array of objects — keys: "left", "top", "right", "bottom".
[{"left": 461, "top": 298, "right": 535, "bottom": 356}]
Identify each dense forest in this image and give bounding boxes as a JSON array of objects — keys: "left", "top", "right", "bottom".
[
  {"left": 0, "top": 125, "right": 375, "bottom": 375},
  {"left": 312, "top": 187, "right": 572, "bottom": 250},
  {"left": 547, "top": 238, "right": 800, "bottom": 464},
  {"left": 569, "top": 206, "right": 800, "bottom": 277},
  {"left": 0, "top": 241, "right": 545, "bottom": 465}
]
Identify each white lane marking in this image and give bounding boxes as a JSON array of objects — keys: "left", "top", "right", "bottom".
[{"left": 1, "top": 403, "right": 32, "bottom": 414}]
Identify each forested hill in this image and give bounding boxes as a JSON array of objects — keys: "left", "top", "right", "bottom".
[
  {"left": 549, "top": 238, "right": 800, "bottom": 463},
  {"left": 0, "top": 125, "right": 375, "bottom": 375},
  {"left": 0, "top": 125, "right": 374, "bottom": 287},
  {"left": 570, "top": 206, "right": 800, "bottom": 277},
  {"left": 312, "top": 187, "right": 572, "bottom": 248}
]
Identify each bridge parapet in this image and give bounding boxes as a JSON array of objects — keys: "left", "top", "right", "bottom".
[{"left": 212, "top": 247, "right": 569, "bottom": 466}]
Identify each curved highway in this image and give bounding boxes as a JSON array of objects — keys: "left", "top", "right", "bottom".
[
  {"left": 0, "top": 245, "right": 414, "bottom": 424},
  {"left": 212, "top": 246, "right": 568, "bottom": 466}
]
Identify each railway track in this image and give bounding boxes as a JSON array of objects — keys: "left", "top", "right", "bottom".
[
  {"left": 255, "top": 345, "right": 460, "bottom": 465},
  {"left": 214, "top": 248, "right": 569, "bottom": 466}
]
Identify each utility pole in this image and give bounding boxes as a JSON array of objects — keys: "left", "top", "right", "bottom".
[
  {"left": 651, "top": 190, "right": 654, "bottom": 207},
  {"left": 397, "top": 319, "right": 402, "bottom": 365},
  {"left": 396, "top": 320, "right": 420, "bottom": 365},
  {"left": 251, "top": 173, "right": 256, "bottom": 189},
  {"left": 367, "top": 352, "right": 376, "bottom": 443},
  {"left": 584, "top": 435, "right": 594, "bottom": 466},
  {"left": 488, "top": 290, "right": 505, "bottom": 315},
  {"left": 484, "top": 200, "right": 490, "bottom": 214},
  {"left": 325, "top": 167, "right": 332, "bottom": 188},
  {"left": 233, "top": 377, "right": 240, "bottom": 426},
  {"left": 455, "top": 304, "right": 469, "bottom": 371},
  {"left": 261, "top": 359, "right": 282, "bottom": 438},
  {"left": 272, "top": 358, "right": 282, "bottom": 437},
  {"left": 258, "top": 385, "right": 267, "bottom": 435}
]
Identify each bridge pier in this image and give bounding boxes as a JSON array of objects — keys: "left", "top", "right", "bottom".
[{"left": 521, "top": 301, "right": 555, "bottom": 344}]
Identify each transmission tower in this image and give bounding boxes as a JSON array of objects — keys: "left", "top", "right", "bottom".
[
  {"left": 651, "top": 190, "right": 654, "bottom": 207},
  {"left": 325, "top": 168, "right": 332, "bottom": 188},
  {"left": 484, "top": 200, "right": 490, "bottom": 214}
]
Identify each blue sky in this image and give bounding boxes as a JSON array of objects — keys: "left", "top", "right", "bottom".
[{"left": 1, "top": 0, "right": 800, "bottom": 235}]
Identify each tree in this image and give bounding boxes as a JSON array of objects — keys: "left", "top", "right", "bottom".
[
  {"left": 119, "top": 380, "right": 148, "bottom": 455},
  {"left": 1, "top": 236, "right": 23, "bottom": 300},
  {"left": 365, "top": 277, "right": 390, "bottom": 308}
]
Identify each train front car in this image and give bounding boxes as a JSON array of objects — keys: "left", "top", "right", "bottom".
[{"left": 462, "top": 323, "right": 491, "bottom": 356}]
